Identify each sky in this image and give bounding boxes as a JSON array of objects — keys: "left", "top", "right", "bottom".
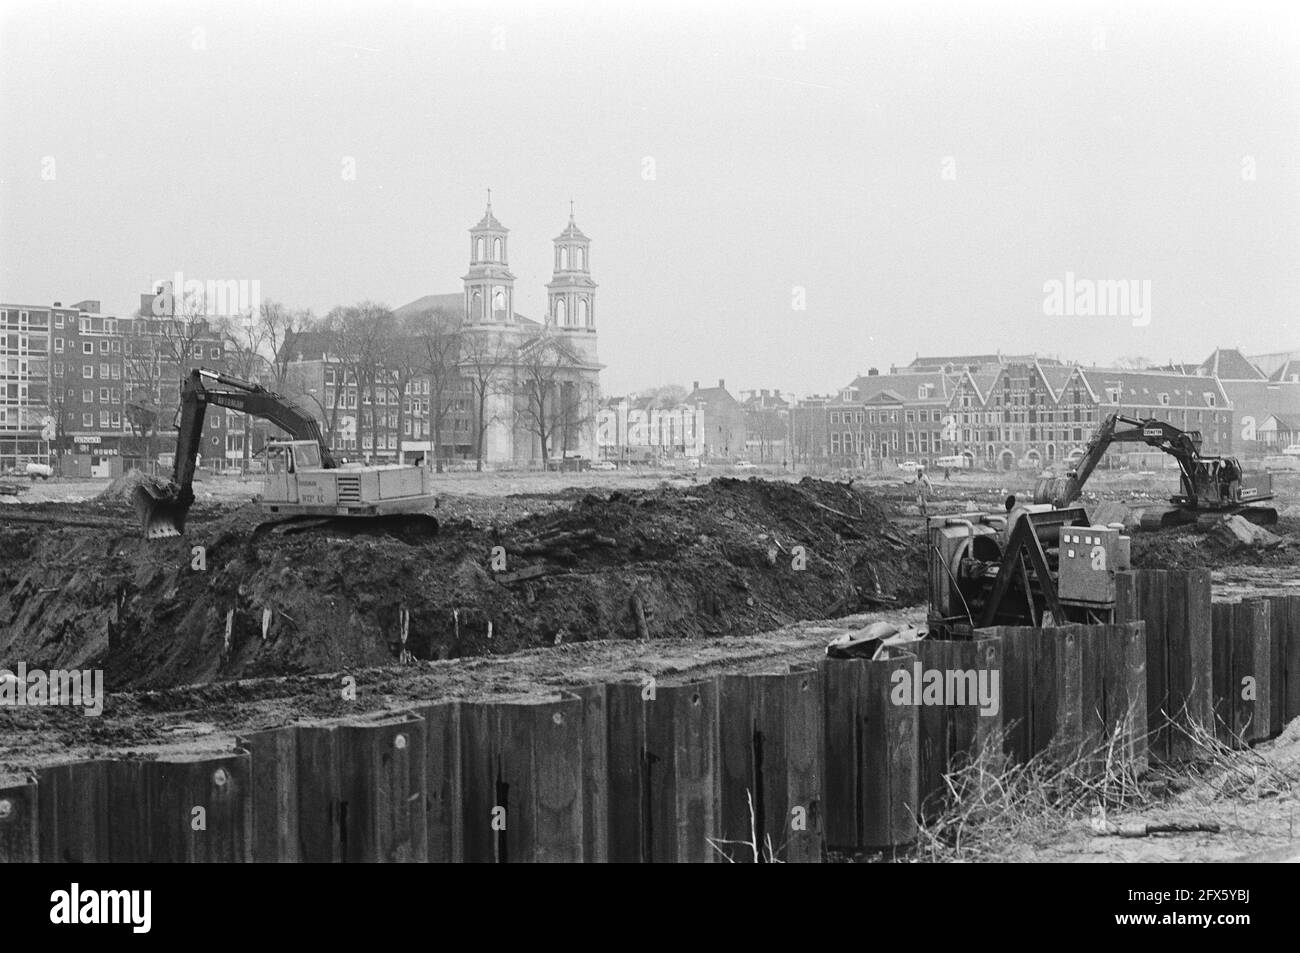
[{"left": 1, "top": 0, "right": 1298, "bottom": 397}]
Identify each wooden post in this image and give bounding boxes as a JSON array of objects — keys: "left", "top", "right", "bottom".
[
  {"left": 338, "top": 713, "right": 428, "bottom": 862},
  {"left": 821, "top": 654, "right": 918, "bottom": 851},
  {"left": 604, "top": 681, "right": 646, "bottom": 863},
  {"left": 37, "top": 760, "right": 110, "bottom": 863},
  {"left": 1267, "top": 594, "right": 1288, "bottom": 736},
  {"left": 643, "top": 680, "right": 720, "bottom": 863},
  {"left": 146, "top": 752, "right": 253, "bottom": 862},
  {"left": 460, "top": 696, "right": 585, "bottom": 863},
  {"left": 236, "top": 725, "right": 300, "bottom": 862},
  {"left": 718, "top": 668, "right": 824, "bottom": 862},
  {"left": 296, "top": 724, "right": 342, "bottom": 862},
  {"left": 107, "top": 759, "right": 152, "bottom": 862},
  {"left": 915, "top": 638, "right": 1003, "bottom": 819},
  {"left": 569, "top": 684, "right": 609, "bottom": 863},
  {"left": 1232, "top": 599, "right": 1271, "bottom": 743},
  {"left": 0, "top": 777, "right": 38, "bottom": 863},
  {"left": 1289, "top": 595, "right": 1300, "bottom": 724},
  {"left": 1211, "top": 600, "right": 1235, "bottom": 744},
  {"left": 1140, "top": 569, "right": 1169, "bottom": 761},
  {"left": 413, "top": 700, "right": 463, "bottom": 863}
]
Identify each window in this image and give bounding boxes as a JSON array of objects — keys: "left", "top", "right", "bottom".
[
  {"left": 111, "top": 412, "right": 121, "bottom": 427},
  {"left": 111, "top": 366, "right": 120, "bottom": 379},
  {"left": 211, "top": 347, "right": 222, "bottom": 359},
  {"left": 830, "top": 412, "right": 840, "bottom": 425},
  {"left": 1158, "top": 393, "right": 1170, "bottom": 406},
  {"left": 54, "top": 338, "right": 63, "bottom": 353},
  {"left": 1204, "top": 393, "right": 1217, "bottom": 407},
  {"left": 83, "top": 366, "right": 93, "bottom": 379},
  {"left": 99, "top": 411, "right": 110, "bottom": 428},
  {"left": 493, "top": 237, "right": 502, "bottom": 261},
  {"left": 83, "top": 390, "right": 94, "bottom": 403},
  {"left": 53, "top": 363, "right": 63, "bottom": 377},
  {"left": 55, "top": 315, "right": 63, "bottom": 328},
  {"left": 192, "top": 345, "right": 203, "bottom": 359},
  {"left": 82, "top": 413, "right": 94, "bottom": 428},
  {"left": 100, "top": 340, "right": 110, "bottom": 354},
  {"left": 100, "top": 363, "right": 109, "bottom": 379},
  {"left": 211, "top": 416, "right": 221, "bottom": 429},
  {"left": 100, "top": 388, "right": 110, "bottom": 402},
  {"left": 82, "top": 342, "right": 93, "bottom": 355}
]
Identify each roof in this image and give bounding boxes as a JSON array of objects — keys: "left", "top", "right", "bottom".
[
  {"left": 686, "top": 385, "right": 739, "bottom": 406},
  {"left": 843, "top": 371, "right": 953, "bottom": 404},
  {"left": 472, "top": 200, "right": 507, "bottom": 232},
  {"left": 906, "top": 353, "right": 1062, "bottom": 372},
  {"left": 555, "top": 212, "right": 588, "bottom": 242},
  {"left": 1270, "top": 359, "right": 1300, "bottom": 383},
  {"left": 1261, "top": 414, "right": 1300, "bottom": 431},
  {"left": 393, "top": 292, "right": 539, "bottom": 327},
  {"left": 1197, "top": 348, "right": 1265, "bottom": 381},
  {"left": 1085, "top": 368, "right": 1231, "bottom": 407}
]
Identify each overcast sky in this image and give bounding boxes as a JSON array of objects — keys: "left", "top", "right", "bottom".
[{"left": 2, "top": 0, "right": 1297, "bottom": 396}]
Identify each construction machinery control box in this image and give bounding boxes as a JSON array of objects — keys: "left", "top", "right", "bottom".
[{"left": 1058, "top": 525, "right": 1128, "bottom": 605}]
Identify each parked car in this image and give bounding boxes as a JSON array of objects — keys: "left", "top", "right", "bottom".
[
  {"left": 25, "top": 462, "right": 53, "bottom": 480},
  {"left": 897, "top": 460, "right": 920, "bottom": 473},
  {"left": 734, "top": 460, "right": 757, "bottom": 470},
  {"left": 1282, "top": 445, "right": 1300, "bottom": 457},
  {"left": 591, "top": 460, "right": 617, "bottom": 471}
]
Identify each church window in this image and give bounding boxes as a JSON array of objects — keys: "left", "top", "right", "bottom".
[
  {"left": 555, "top": 298, "right": 567, "bottom": 325},
  {"left": 560, "top": 246, "right": 569, "bottom": 270},
  {"left": 577, "top": 297, "right": 589, "bottom": 326},
  {"left": 475, "top": 237, "right": 484, "bottom": 260},
  {"left": 493, "top": 237, "right": 502, "bottom": 261}
]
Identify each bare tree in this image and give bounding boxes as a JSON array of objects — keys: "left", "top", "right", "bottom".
[
  {"left": 416, "top": 307, "right": 463, "bottom": 472},
  {"left": 327, "top": 302, "right": 392, "bottom": 460},
  {"left": 381, "top": 311, "right": 431, "bottom": 464},
  {"left": 260, "top": 300, "right": 315, "bottom": 391},
  {"left": 459, "top": 327, "right": 511, "bottom": 472},
  {"left": 515, "top": 332, "right": 586, "bottom": 465}
]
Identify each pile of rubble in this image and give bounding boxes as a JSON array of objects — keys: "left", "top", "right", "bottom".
[{"left": 0, "top": 477, "right": 928, "bottom": 691}]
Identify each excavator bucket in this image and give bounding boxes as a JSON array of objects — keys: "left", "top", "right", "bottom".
[{"left": 132, "top": 483, "right": 191, "bottom": 539}]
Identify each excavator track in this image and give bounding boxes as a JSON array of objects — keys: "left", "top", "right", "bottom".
[{"left": 246, "top": 512, "right": 439, "bottom": 552}]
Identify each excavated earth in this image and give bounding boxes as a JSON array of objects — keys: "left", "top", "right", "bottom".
[{"left": 0, "top": 477, "right": 928, "bottom": 694}]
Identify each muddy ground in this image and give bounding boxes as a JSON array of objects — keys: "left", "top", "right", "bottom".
[{"left": 0, "top": 477, "right": 926, "bottom": 691}]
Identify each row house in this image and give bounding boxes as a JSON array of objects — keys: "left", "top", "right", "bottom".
[
  {"left": 798, "top": 356, "right": 1237, "bottom": 472},
  {"left": 597, "top": 395, "right": 704, "bottom": 462},
  {"left": 741, "top": 389, "right": 791, "bottom": 464}
]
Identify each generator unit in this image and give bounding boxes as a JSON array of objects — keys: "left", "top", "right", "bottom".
[{"left": 927, "top": 503, "right": 1130, "bottom": 635}]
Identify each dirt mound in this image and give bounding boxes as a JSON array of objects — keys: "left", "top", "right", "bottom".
[
  {"left": 96, "top": 468, "right": 153, "bottom": 501},
  {"left": 1130, "top": 517, "right": 1300, "bottom": 571},
  {"left": 0, "top": 477, "right": 926, "bottom": 691}
]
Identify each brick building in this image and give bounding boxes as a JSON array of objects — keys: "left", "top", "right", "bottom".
[
  {"left": 685, "top": 379, "right": 746, "bottom": 462},
  {"left": 0, "top": 301, "right": 56, "bottom": 471}
]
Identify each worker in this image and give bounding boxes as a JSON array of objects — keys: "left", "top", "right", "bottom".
[
  {"left": 944, "top": 465, "right": 951, "bottom": 481},
  {"left": 915, "top": 465, "right": 933, "bottom": 516}
]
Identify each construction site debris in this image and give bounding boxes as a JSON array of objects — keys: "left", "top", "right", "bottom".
[{"left": 0, "top": 477, "right": 928, "bottom": 692}]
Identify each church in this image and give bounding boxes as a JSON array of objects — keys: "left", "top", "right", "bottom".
[{"left": 394, "top": 196, "right": 603, "bottom": 466}]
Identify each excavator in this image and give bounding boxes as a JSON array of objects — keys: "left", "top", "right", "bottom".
[
  {"left": 1032, "top": 412, "right": 1276, "bottom": 530},
  {"left": 133, "top": 367, "right": 438, "bottom": 540}
]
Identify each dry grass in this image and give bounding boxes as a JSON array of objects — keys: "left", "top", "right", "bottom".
[
  {"left": 914, "top": 719, "right": 1148, "bottom": 862},
  {"left": 914, "top": 709, "right": 1299, "bottom": 862},
  {"left": 707, "top": 790, "right": 786, "bottom": 863}
]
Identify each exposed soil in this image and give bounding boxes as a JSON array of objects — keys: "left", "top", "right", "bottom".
[{"left": 0, "top": 477, "right": 927, "bottom": 692}]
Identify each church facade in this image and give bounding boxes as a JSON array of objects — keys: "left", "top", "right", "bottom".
[{"left": 395, "top": 198, "right": 603, "bottom": 466}]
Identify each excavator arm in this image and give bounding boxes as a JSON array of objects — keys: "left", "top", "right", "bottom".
[
  {"left": 1034, "top": 412, "right": 1204, "bottom": 508},
  {"left": 134, "top": 368, "right": 337, "bottom": 537}
]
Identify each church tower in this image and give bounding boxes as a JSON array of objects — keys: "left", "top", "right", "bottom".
[
  {"left": 462, "top": 191, "right": 515, "bottom": 324},
  {"left": 546, "top": 203, "right": 597, "bottom": 332}
]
